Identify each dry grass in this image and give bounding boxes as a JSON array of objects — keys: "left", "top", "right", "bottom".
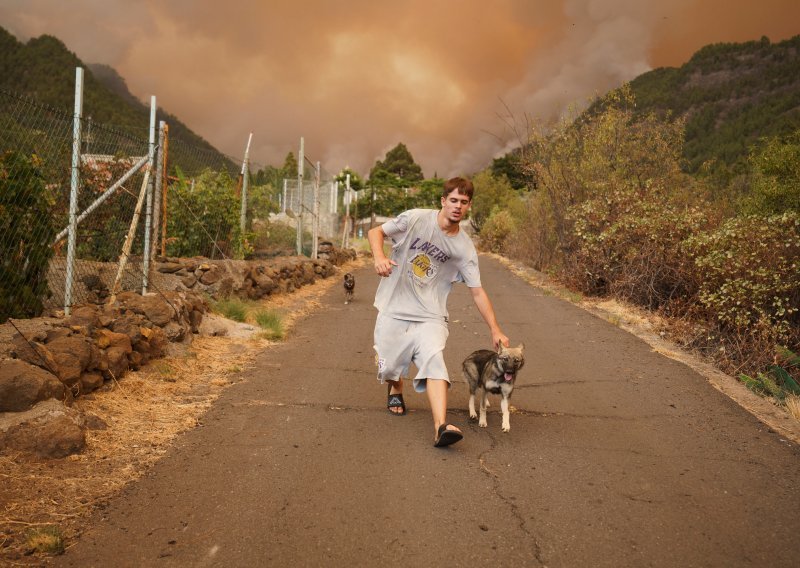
[
  {"left": 787, "top": 395, "right": 800, "bottom": 420},
  {"left": 0, "top": 257, "right": 365, "bottom": 563}
]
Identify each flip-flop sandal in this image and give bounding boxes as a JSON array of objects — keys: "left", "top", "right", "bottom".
[
  {"left": 434, "top": 424, "right": 463, "bottom": 447},
  {"left": 387, "top": 388, "right": 406, "bottom": 416}
]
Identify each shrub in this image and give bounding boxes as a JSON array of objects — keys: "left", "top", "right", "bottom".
[
  {"left": 479, "top": 208, "right": 518, "bottom": 254},
  {"left": 739, "top": 348, "right": 800, "bottom": 401},
  {"left": 254, "top": 309, "right": 284, "bottom": 340},
  {"left": 166, "top": 168, "right": 241, "bottom": 259},
  {"left": 0, "top": 151, "right": 56, "bottom": 322},
  {"left": 564, "top": 198, "right": 713, "bottom": 309},
  {"left": 684, "top": 213, "right": 800, "bottom": 340},
  {"left": 212, "top": 297, "right": 248, "bottom": 322}
]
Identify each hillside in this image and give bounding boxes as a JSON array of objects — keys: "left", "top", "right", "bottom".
[
  {"left": 0, "top": 26, "right": 235, "bottom": 174},
  {"left": 624, "top": 35, "right": 800, "bottom": 173}
]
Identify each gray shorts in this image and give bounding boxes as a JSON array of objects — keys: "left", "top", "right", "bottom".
[{"left": 373, "top": 312, "right": 450, "bottom": 393}]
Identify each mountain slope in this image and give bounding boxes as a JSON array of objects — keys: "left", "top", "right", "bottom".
[
  {"left": 625, "top": 35, "right": 800, "bottom": 172},
  {"left": 0, "top": 26, "right": 235, "bottom": 172}
]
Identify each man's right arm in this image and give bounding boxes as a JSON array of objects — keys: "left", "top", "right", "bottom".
[{"left": 368, "top": 226, "right": 397, "bottom": 277}]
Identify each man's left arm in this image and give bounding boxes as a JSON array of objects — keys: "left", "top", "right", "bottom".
[{"left": 470, "top": 286, "right": 509, "bottom": 349}]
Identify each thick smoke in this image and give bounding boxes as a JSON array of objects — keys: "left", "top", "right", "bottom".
[{"left": 1, "top": 0, "right": 797, "bottom": 177}]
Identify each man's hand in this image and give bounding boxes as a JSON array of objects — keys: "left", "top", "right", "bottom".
[
  {"left": 492, "top": 329, "right": 510, "bottom": 350},
  {"left": 368, "top": 226, "right": 397, "bottom": 277},
  {"left": 374, "top": 257, "right": 398, "bottom": 277}
]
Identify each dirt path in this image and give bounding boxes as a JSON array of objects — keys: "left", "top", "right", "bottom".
[{"left": 52, "top": 255, "right": 800, "bottom": 567}]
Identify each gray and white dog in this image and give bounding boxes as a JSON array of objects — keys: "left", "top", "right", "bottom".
[{"left": 463, "top": 344, "right": 525, "bottom": 432}]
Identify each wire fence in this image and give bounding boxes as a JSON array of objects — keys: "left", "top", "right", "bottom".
[{"left": 0, "top": 67, "right": 349, "bottom": 323}]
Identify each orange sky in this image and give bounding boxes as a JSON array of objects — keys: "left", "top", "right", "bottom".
[{"left": 1, "top": 0, "right": 798, "bottom": 177}]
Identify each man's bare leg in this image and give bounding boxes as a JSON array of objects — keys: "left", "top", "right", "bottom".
[
  {"left": 426, "top": 378, "right": 462, "bottom": 440},
  {"left": 388, "top": 378, "right": 403, "bottom": 415}
]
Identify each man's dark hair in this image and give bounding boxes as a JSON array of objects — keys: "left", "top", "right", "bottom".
[{"left": 442, "top": 177, "right": 474, "bottom": 200}]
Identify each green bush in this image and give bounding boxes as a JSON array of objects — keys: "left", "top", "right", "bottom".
[
  {"left": 739, "top": 130, "right": 800, "bottom": 215},
  {"left": 166, "top": 168, "right": 241, "bottom": 259},
  {"left": 740, "top": 348, "right": 800, "bottom": 401},
  {"left": 0, "top": 151, "right": 56, "bottom": 322},
  {"left": 566, "top": 198, "right": 713, "bottom": 309},
  {"left": 480, "top": 208, "right": 518, "bottom": 254},
  {"left": 684, "top": 212, "right": 800, "bottom": 339}
]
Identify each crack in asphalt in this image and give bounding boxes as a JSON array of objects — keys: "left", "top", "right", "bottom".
[{"left": 471, "top": 421, "right": 546, "bottom": 566}]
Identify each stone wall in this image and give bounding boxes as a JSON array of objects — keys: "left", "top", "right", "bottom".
[{"left": 0, "top": 245, "right": 357, "bottom": 458}]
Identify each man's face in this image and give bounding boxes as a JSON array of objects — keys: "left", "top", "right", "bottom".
[{"left": 440, "top": 188, "right": 472, "bottom": 224}]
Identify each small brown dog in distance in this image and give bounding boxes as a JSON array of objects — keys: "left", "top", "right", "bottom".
[{"left": 343, "top": 272, "right": 355, "bottom": 304}]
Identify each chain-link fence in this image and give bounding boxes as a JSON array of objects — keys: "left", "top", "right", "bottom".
[
  {"left": 0, "top": 88, "right": 152, "bottom": 321},
  {"left": 1, "top": 67, "right": 353, "bottom": 324}
]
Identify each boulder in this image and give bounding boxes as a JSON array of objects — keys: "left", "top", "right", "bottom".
[
  {"left": 110, "top": 312, "right": 145, "bottom": 343},
  {"left": 156, "top": 262, "right": 185, "bottom": 273},
  {"left": 104, "top": 346, "right": 130, "bottom": 380},
  {"left": 79, "top": 372, "right": 104, "bottom": 393},
  {"left": 93, "top": 329, "right": 132, "bottom": 351},
  {"left": 66, "top": 305, "right": 100, "bottom": 329},
  {"left": 0, "top": 359, "right": 67, "bottom": 412},
  {"left": 11, "top": 335, "right": 59, "bottom": 375},
  {"left": 0, "top": 400, "right": 86, "bottom": 458},
  {"left": 116, "top": 292, "right": 175, "bottom": 327},
  {"left": 163, "top": 321, "right": 186, "bottom": 343},
  {"left": 199, "top": 266, "right": 223, "bottom": 285},
  {"left": 46, "top": 336, "right": 93, "bottom": 387}
]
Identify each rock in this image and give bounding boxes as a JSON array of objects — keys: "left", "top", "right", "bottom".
[
  {"left": 0, "top": 359, "right": 67, "bottom": 412},
  {"left": 45, "top": 328, "right": 72, "bottom": 343},
  {"left": 199, "top": 266, "right": 223, "bottom": 285},
  {"left": 47, "top": 336, "right": 93, "bottom": 368},
  {"left": 46, "top": 336, "right": 93, "bottom": 387},
  {"left": 66, "top": 305, "right": 100, "bottom": 329},
  {"left": 79, "top": 372, "right": 104, "bottom": 393},
  {"left": 104, "top": 346, "right": 130, "bottom": 380},
  {"left": 0, "top": 400, "right": 86, "bottom": 459},
  {"left": 148, "top": 327, "right": 167, "bottom": 357},
  {"left": 11, "top": 335, "right": 59, "bottom": 375},
  {"left": 110, "top": 312, "right": 144, "bottom": 343},
  {"left": 156, "top": 262, "right": 185, "bottom": 273},
  {"left": 128, "top": 350, "right": 143, "bottom": 370},
  {"left": 84, "top": 413, "right": 108, "bottom": 430},
  {"left": 189, "top": 310, "right": 203, "bottom": 333},
  {"left": 163, "top": 322, "right": 186, "bottom": 342},
  {"left": 116, "top": 292, "right": 175, "bottom": 327},
  {"left": 93, "top": 329, "right": 132, "bottom": 351},
  {"left": 181, "top": 275, "right": 197, "bottom": 288}
]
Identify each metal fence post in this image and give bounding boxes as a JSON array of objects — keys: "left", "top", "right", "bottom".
[
  {"left": 239, "top": 132, "right": 253, "bottom": 246},
  {"left": 160, "top": 123, "right": 170, "bottom": 257},
  {"left": 142, "top": 96, "right": 157, "bottom": 294},
  {"left": 296, "top": 137, "right": 304, "bottom": 255},
  {"left": 312, "top": 160, "right": 320, "bottom": 259},
  {"left": 64, "top": 67, "right": 84, "bottom": 316}
]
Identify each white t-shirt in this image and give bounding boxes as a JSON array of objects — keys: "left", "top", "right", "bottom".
[{"left": 373, "top": 209, "right": 481, "bottom": 323}]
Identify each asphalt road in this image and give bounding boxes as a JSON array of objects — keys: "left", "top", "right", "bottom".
[{"left": 55, "top": 256, "right": 800, "bottom": 567}]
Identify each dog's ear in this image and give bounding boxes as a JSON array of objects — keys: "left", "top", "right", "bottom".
[{"left": 518, "top": 342, "right": 524, "bottom": 352}]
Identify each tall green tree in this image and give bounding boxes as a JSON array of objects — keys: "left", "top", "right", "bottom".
[
  {"left": 369, "top": 143, "right": 424, "bottom": 185},
  {"left": 281, "top": 152, "right": 299, "bottom": 180},
  {"left": 335, "top": 167, "right": 364, "bottom": 191}
]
